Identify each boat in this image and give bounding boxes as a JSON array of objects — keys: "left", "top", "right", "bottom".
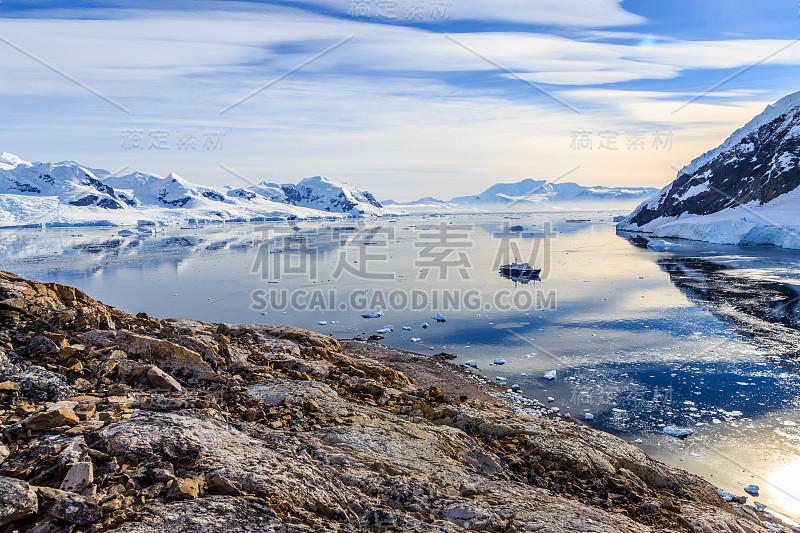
[{"left": 499, "top": 261, "right": 541, "bottom": 277}]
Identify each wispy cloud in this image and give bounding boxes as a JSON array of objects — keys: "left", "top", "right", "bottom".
[{"left": 0, "top": 2, "right": 798, "bottom": 201}]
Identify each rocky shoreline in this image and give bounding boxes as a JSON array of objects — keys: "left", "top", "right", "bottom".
[{"left": 0, "top": 270, "right": 792, "bottom": 532}]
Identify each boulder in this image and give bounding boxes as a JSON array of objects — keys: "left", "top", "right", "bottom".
[
  {"left": 26, "top": 335, "right": 59, "bottom": 355},
  {"left": 147, "top": 366, "right": 183, "bottom": 392},
  {"left": 38, "top": 486, "right": 101, "bottom": 525},
  {"left": 60, "top": 461, "right": 93, "bottom": 492},
  {"left": 0, "top": 476, "right": 38, "bottom": 526},
  {"left": 166, "top": 478, "right": 199, "bottom": 501},
  {"left": 23, "top": 402, "right": 80, "bottom": 430}
]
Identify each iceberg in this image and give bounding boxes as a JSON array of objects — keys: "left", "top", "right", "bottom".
[
  {"left": 431, "top": 313, "right": 446, "bottom": 322},
  {"left": 663, "top": 426, "right": 693, "bottom": 438},
  {"left": 543, "top": 370, "right": 557, "bottom": 380},
  {"left": 493, "top": 358, "right": 506, "bottom": 365},
  {"left": 362, "top": 312, "right": 383, "bottom": 319}
]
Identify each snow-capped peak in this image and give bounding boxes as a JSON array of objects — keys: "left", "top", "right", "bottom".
[
  {"left": 679, "top": 90, "right": 800, "bottom": 177},
  {"left": 0, "top": 152, "right": 28, "bottom": 170}
]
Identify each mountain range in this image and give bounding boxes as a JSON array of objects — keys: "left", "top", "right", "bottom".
[
  {"left": 0, "top": 153, "right": 393, "bottom": 227},
  {"left": 617, "top": 90, "right": 800, "bottom": 249},
  {"left": 0, "top": 153, "right": 659, "bottom": 227},
  {"left": 384, "top": 179, "right": 657, "bottom": 211}
]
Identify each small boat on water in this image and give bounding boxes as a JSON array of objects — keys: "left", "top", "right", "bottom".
[{"left": 499, "top": 261, "right": 541, "bottom": 277}]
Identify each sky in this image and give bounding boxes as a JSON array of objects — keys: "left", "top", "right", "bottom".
[{"left": 1, "top": 0, "right": 800, "bottom": 201}]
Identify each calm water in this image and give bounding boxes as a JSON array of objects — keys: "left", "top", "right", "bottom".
[{"left": 2, "top": 212, "right": 799, "bottom": 520}]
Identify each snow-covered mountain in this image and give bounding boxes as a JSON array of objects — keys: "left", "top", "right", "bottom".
[
  {"left": 617, "top": 91, "right": 800, "bottom": 248},
  {"left": 385, "top": 179, "right": 657, "bottom": 213},
  {"left": 0, "top": 153, "right": 396, "bottom": 227}
]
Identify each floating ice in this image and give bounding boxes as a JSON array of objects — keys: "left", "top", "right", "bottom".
[
  {"left": 584, "top": 413, "right": 594, "bottom": 420},
  {"left": 547, "top": 397, "right": 555, "bottom": 402},
  {"left": 421, "top": 322, "right": 429, "bottom": 328},
  {"left": 523, "top": 354, "right": 535, "bottom": 359},
  {"left": 743, "top": 484, "right": 759, "bottom": 496},
  {"left": 716, "top": 489, "right": 734, "bottom": 502},
  {"left": 511, "top": 384, "right": 521, "bottom": 391},
  {"left": 465, "top": 360, "right": 478, "bottom": 367},
  {"left": 411, "top": 337, "right": 422, "bottom": 342},
  {"left": 543, "top": 370, "right": 557, "bottom": 380},
  {"left": 376, "top": 326, "right": 393, "bottom": 334},
  {"left": 362, "top": 312, "right": 383, "bottom": 319},
  {"left": 402, "top": 326, "right": 411, "bottom": 330},
  {"left": 432, "top": 313, "right": 446, "bottom": 322},
  {"left": 634, "top": 439, "right": 643, "bottom": 444},
  {"left": 690, "top": 453, "right": 702, "bottom": 458},
  {"left": 663, "top": 426, "right": 694, "bottom": 438},
  {"left": 493, "top": 358, "right": 507, "bottom": 365},
  {"left": 318, "top": 321, "right": 327, "bottom": 325},
  {"left": 520, "top": 373, "right": 528, "bottom": 376},
  {"left": 754, "top": 502, "right": 767, "bottom": 512}
]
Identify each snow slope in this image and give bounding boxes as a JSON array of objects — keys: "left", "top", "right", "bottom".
[
  {"left": 617, "top": 91, "right": 800, "bottom": 248},
  {"left": 0, "top": 154, "right": 398, "bottom": 227}
]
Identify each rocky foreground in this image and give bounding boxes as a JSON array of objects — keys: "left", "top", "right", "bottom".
[{"left": 0, "top": 271, "right": 789, "bottom": 532}]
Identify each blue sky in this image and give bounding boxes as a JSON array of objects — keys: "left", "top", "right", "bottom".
[{"left": 1, "top": 0, "right": 799, "bottom": 201}]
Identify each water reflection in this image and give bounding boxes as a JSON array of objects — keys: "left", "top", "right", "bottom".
[{"left": 659, "top": 256, "right": 800, "bottom": 367}]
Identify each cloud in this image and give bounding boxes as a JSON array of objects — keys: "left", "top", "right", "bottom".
[
  {"left": 306, "top": 0, "right": 646, "bottom": 27},
  {"left": 0, "top": 3, "right": 798, "bottom": 200}
]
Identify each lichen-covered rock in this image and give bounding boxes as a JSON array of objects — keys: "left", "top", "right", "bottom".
[
  {"left": 60, "top": 461, "right": 93, "bottom": 492},
  {"left": 108, "top": 497, "right": 305, "bottom": 533},
  {"left": 0, "top": 476, "right": 38, "bottom": 526},
  {"left": 38, "top": 486, "right": 101, "bottom": 525}
]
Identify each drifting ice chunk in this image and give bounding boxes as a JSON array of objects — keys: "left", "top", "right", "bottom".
[
  {"left": 465, "top": 360, "right": 478, "bottom": 367},
  {"left": 754, "top": 502, "right": 767, "bottom": 512},
  {"left": 495, "top": 377, "right": 506, "bottom": 382},
  {"left": 634, "top": 439, "right": 643, "bottom": 444},
  {"left": 362, "top": 312, "right": 383, "bottom": 318},
  {"left": 421, "top": 322, "right": 429, "bottom": 328},
  {"left": 376, "top": 326, "right": 393, "bottom": 334},
  {"left": 318, "top": 321, "right": 327, "bottom": 325},
  {"left": 690, "top": 453, "right": 702, "bottom": 458},
  {"left": 663, "top": 426, "right": 694, "bottom": 438},
  {"left": 493, "top": 358, "right": 506, "bottom": 365},
  {"left": 716, "top": 489, "right": 735, "bottom": 502},
  {"left": 543, "top": 370, "right": 557, "bottom": 380},
  {"left": 520, "top": 373, "right": 528, "bottom": 376},
  {"left": 432, "top": 313, "right": 446, "bottom": 322},
  {"left": 547, "top": 397, "right": 555, "bottom": 402},
  {"left": 743, "top": 484, "right": 759, "bottom": 496},
  {"left": 402, "top": 326, "right": 411, "bottom": 330},
  {"left": 584, "top": 413, "right": 594, "bottom": 420},
  {"left": 410, "top": 337, "right": 422, "bottom": 342}
]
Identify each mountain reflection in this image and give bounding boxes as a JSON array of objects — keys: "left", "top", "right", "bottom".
[{"left": 658, "top": 255, "right": 800, "bottom": 369}]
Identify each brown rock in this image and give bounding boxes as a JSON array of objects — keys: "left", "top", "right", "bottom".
[
  {"left": 166, "top": 478, "right": 199, "bottom": 501},
  {"left": 23, "top": 403, "right": 80, "bottom": 430},
  {"left": 146, "top": 366, "right": 183, "bottom": 392},
  {"left": 43, "top": 332, "right": 68, "bottom": 348},
  {"left": 0, "top": 297, "right": 27, "bottom": 311},
  {"left": 60, "top": 461, "right": 94, "bottom": 492},
  {"left": 0, "top": 381, "right": 20, "bottom": 392}
]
